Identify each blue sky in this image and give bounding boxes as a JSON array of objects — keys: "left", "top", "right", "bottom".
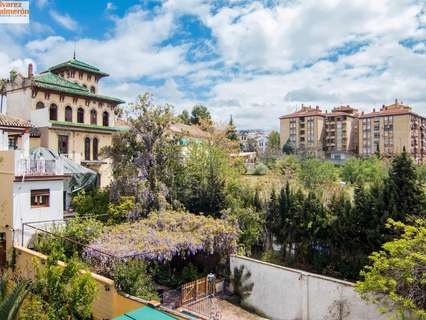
[{"left": 1, "top": 0, "right": 426, "bottom": 129}]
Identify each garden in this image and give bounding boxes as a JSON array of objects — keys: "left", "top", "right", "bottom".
[{"left": 22, "top": 94, "right": 426, "bottom": 318}]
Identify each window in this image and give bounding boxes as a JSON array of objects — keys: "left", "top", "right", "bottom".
[
  {"left": 65, "top": 106, "right": 73, "bottom": 122},
  {"left": 49, "top": 104, "right": 58, "bottom": 120},
  {"left": 102, "top": 111, "right": 109, "bottom": 126},
  {"left": 36, "top": 101, "right": 45, "bottom": 109},
  {"left": 58, "top": 135, "right": 68, "bottom": 155},
  {"left": 8, "top": 137, "right": 17, "bottom": 150},
  {"left": 31, "top": 189, "right": 50, "bottom": 208},
  {"left": 90, "top": 86, "right": 96, "bottom": 94},
  {"left": 44, "top": 92, "right": 50, "bottom": 100},
  {"left": 90, "top": 109, "right": 97, "bottom": 125},
  {"left": 84, "top": 137, "right": 91, "bottom": 160},
  {"left": 93, "top": 137, "right": 98, "bottom": 160},
  {"left": 77, "top": 108, "right": 84, "bottom": 123}
]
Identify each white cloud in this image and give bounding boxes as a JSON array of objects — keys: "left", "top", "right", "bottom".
[
  {"left": 106, "top": 2, "right": 116, "bottom": 11},
  {"left": 49, "top": 10, "right": 78, "bottom": 31},
  {"left": 35, "top": 0, "right": 49, "bottom": 8}
]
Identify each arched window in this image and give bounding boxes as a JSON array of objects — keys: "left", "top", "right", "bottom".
[
  {"left": 90, "top": 86, "right": 96, "bottom": 94},
  {"left": 102, "top": 111, "right": 109, "bottom": 126},
  {"left": 90, "top": 109, "right": 97, "bottom": 125},
  {"left": 84, "top": 137, "right": 91, "bottom": 161},
  {"left": 77, "top": 108, "right": 84, "bottom": 123},
  {"left": 49, "top": 104, "right": 58, "bottom": 121},
  {"left": 36, "top": 102, "right": 45, "bottom": 109},
  {"left": 93, "top": 137, "right": 98, "bottom": 160},
  {"left": 65, "top": 106, "right": 73, "bottom": 122}
]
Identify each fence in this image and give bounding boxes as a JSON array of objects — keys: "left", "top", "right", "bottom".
[
  {"left": 181, "top": 277, "right": 209, "bottom": 305},
  {"left": 230, "top": 255, "right": 388, "bottom": 320}
]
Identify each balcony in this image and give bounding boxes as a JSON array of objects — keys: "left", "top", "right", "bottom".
[{"left": 15, "top": 158, "right": 64, "bottom": 176}]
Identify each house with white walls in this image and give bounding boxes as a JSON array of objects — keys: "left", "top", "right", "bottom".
[{"left": 0, "top": 114, "right": 66, "bottom": 264}]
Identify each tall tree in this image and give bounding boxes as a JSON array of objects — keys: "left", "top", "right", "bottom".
[
  {"left": 384, "top": 148, "right": 425, "bottom": 221},
  {"left": 266, "top": 131, "right": 281, "bottom": 156},
  {"left": 226, "top": 115, "right": 238, "bottom": 141},
  {"left": 282, "top": 139, "right": 295, "bottom": 155},
  {"left": 104, "top": 93, "right": 181, "bottom": 217}
]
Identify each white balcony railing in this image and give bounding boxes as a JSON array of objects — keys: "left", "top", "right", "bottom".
[{"left": 15, "top": 158, "right": 64, "bottom": 176}]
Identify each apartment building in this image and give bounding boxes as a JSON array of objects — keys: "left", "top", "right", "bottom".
[
  {"left": 279, "top": 105, "right": 325, "bottom": 157},
  {"left": 323, "top": 106, "right": 359, "bottom": 162},
  {"left": 359, "top": 100, "right": 426, "bottom": 163},
  {"left": 4, "top": 58, "right": 124, "bottom": 187},
  {"left": 280, "top": 101, "right": 425, "bottom": 163}
]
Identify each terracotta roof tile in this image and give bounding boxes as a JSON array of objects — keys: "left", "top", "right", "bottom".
[{"left": 0, "top": 114, "right": 31, "bottom": 128}]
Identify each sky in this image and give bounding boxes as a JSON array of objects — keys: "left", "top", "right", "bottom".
[{"left": 1, "top": 0, "right": 426, "bottom": 130}]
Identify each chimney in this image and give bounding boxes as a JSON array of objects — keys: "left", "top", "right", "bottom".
[
  {"left": 395, "top": 98, "right": 398, "bottom": 105},
  {"left": 28, "top": 63, "right": 33, "bottom": 78},
  {"left": 316, "top": 106, "right": 319, "bottom": 110},
  {"left": 373, "top": 108, "right": 375, "bottom": 112},
  {"left": 362, "top": 111, "right": 364, "bottom": 115}
]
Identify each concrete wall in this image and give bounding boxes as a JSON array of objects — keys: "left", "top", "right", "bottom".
[
  {"left": 12, "top": 179, "right": 64, "bottom": 246},
  {"left": 230, "top": 256, "right": 387, "bottom": 320}
]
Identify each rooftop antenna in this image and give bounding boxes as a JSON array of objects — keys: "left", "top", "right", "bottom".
[{"left": 73, "top": 42, "right": 76, "bottom": 59}]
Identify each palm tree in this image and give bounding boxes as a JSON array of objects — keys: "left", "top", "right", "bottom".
[
  {"left": 0, "top": 273, "right": 31, "bottom": 320},
  {"left": 230, "top": 265, "right": 254, "bottom": 304}
]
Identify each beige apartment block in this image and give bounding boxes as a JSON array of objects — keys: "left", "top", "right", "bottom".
[
  {"left": 5, "top": 58, "right": 125, "bottom": 187},
  {"left": 323, "top": 106, "right": 359, "bottom": 162},
  {"left": 280, "top": 101, "right": 425, "bottom": 163},
  {"left": 359, "top": 100, "right": 426, "bottom": 164},
  {"left": 279, "top": 105, "right": 325, "bottom": 157}
]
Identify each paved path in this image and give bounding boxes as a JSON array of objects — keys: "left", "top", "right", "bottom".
[{"left": 185, "top": 297, "right": 268, "bottom": 320}]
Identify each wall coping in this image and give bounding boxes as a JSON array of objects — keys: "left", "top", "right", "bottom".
[
  {"left": 14, "top": 245, "right": 115, "bottom": 286},
  {"left": 231, "top": 255, "right": 355, "bottom": 287}
]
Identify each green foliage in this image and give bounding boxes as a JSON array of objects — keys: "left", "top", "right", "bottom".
[
  {"left": 180, "top": 142, "right": 230, "bottom": 217},
  {"left": 177, "top": 110, "right": 191, "bottom": 125},
  {"left": 266, "top": 130, "right": 281, "bottom": 156},
  {"left": 71, "top": 189, "right": 109, "bottom": 217},
  {"left": 417, "top": 164, "right": 426, "bottom": 186},
  {"left": 104, "top": 93, "right": 181, "bottom": 217},
  {"left": 384, "top": 150, "right": 426, "bottom": 221},
  {"left": 356, "top": 219, "right": 426, "bottom": 319},
  {"left": 298, "top": 157, "right": 339, "bottom": 190},
  {"left": 230, "top": 265, "right": 254, "bottom": 304},
  {"left": 252, "top": 163, "right": 268, "bottom": 176},
  {"left": 113, "top": 259, "right": 159, "bottom": 301},
  {"left": 108, "top": 196, "right": 135, "bottom": 224},
  {"left": 32, "top": 217, "right": 103, "bottom": 259},
  {"left": 275, "top": 155, "right": 301, "bottom": 178},
  {"left": 190, "top": 104, "right": 212, "bottom": 127},
  {"left": 0, "top": 273, "right": 31, "bottom": 320},
  {"left": 282, "top": 139, "right": 295, "bottom": 155},
  {"left": 226, "top": 115, "right": 238, "bottom": 141},
  {"left": 31, "top": 252, "right": 97, "bottom": 320},
  {"left": 19, "top": 295, "right": 49, "bottom": 320},
  {"left": 341, "top": 157, "right": 387, "bottom": 185}
]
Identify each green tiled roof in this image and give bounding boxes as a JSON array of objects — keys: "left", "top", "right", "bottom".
[
  {"left": 47, "top": 58, "right": 109, "bottom": 76},
  {"left": 50, "top": 120, "right": 121, "bottom": 132},
  {"left": 33, "top": 72, "right": 124, "bottom": 104}
]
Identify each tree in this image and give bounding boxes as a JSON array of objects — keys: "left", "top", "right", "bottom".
[
  {"left": 340, "top": 157, "right": 387, "bottom": 186},
  {"left": 0, "top": 273, "right": 31, "bottom": 320},
  {"left": 177, "top": 110, "right": 191, "bottom": 125},
  {"left": 104, "top": 93, "right": 181, "bottom": 217},
  {"left": 298, "top": 157, "right": 339, "bottom": 190},
  {"left": 384, "top": 149, "right": 425, "bottom": 221},
  {"left": 356, "top": 219, "right": 426, "bottom": 319},
  {"left": 181, "top": 142, "right": 229, "bottom": 217},
  {"left": 190, "top": 105, "right": 212, "bottom": 127},
  {"left": 226, "top": 115, "right": 238, "bottom": 141},
  {"left": 266, "top": 131, "right": 281, "bottom": 156},
  {"left": 31, "top": 252, "right": 97, "bottom": 319},
  {"left": 282, "top": 139, "right": 295, "bottom": 155}
]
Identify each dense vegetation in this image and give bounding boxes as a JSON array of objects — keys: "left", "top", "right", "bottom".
[{"left": 29, "top": 94, "right": 426, "bottom": 312}]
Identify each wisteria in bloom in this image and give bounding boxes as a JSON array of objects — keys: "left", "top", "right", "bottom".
[{"left": 83, "top": 211, "right": 238, "bottom": 267}]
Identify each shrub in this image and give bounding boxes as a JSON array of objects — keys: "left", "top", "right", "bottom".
[
  {"left": 253, "top": 163, "right": 268, "bottom": 176},
  {"left": 113, "top": 259, "right": 159, "bottom": 301},
  {"left": 72, "top": 189, "right": 109, "bottom": 217}
]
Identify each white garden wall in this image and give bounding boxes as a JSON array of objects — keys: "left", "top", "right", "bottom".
[{"left": 230, "top": 255, "right": 387, "bottom": 320}]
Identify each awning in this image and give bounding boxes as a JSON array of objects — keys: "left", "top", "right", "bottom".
[{"left": 113, "top": 306, "right": 178, "bottom": 320}]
